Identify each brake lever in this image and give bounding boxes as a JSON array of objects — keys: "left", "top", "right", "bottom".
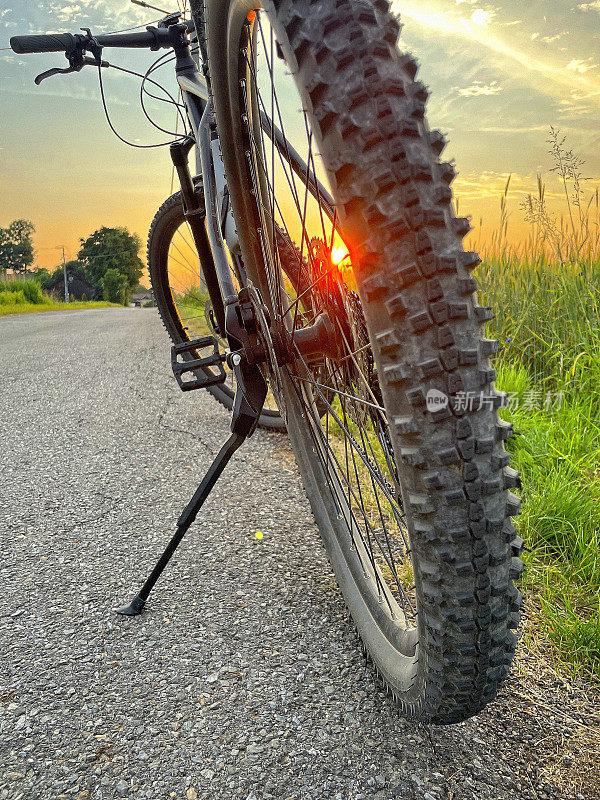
[
  {"left": 35, "top": 66, "right": 75, "bottom": 85},
  {"left": 35, "top": 27, "right": 107, "bottom": 85},
  {"left": 35, "top": 56, "right": 109, "bottom": 85}
]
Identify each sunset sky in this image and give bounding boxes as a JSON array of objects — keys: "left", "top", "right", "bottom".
[{"left": 1, "top": 0, "right": 599, "bottom": 268}]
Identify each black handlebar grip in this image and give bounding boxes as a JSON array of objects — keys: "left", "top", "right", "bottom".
[{"left": 10, "top": 33, "right": 76, "bottom": 54}]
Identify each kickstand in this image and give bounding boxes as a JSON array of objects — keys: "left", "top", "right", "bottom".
[{"left": 116, "top": 354, "right": 267, "bottom": 616}]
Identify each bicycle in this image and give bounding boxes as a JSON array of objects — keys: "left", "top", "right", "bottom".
[{"left": 11, "top": 0, "right": 523, "bottom": 725}]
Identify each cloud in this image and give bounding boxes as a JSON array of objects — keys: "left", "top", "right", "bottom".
[
  {"left": 578, "top": 1, "right": 600, "bottom": 10},
  {"left": 457, "top": 80, "right": 502, "bottom": 96},
  {"left": 566, "top": 58, "right": 598, "bottom": 73},
  {"left": 540, "top": 32, "right": 568, "bottom": 44},
  {"left": 559, "top": 87, "right": 600, "bottom": 116},
  {"left": 476, "top": 125, "right": 549, "bottom": 133},
  {"left": 452, "top": 170, "right": 528, "bottom": 200},
  {"left": 0, "top": 81, "right": 130, "bottom": 106},
  {"left": 393, "top": 1, "right": 600, "bottom": 110},
  {"left": 454, "top": 170, "right": 566, "bottom": 203},
  {"left": 43, "top": 0, "right": 153, "bottom": 32},
  {"left": 55, "top": 4, "right": 82, "bottom": 23},
  {"left": 470, "top": 8, "right": 495, "bottom": 27}
]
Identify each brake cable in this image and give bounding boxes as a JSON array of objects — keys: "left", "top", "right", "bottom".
[
  {"left": 28, "top": 23, "right": 193, "bottom": 149},
  {"left": 97, "top": 64, "right": 188, "bottom": 149}
]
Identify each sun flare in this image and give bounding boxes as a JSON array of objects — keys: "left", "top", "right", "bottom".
[{"left": 330, "top": 243, "right": 350, "bottom": 265}]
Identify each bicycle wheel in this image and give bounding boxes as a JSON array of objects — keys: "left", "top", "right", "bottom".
[
  {"left": 148, "top": 188, "right": 286, "bottom": 431},
  {"left": 198, "top": 0, "right": 523, "bottom": 724}
]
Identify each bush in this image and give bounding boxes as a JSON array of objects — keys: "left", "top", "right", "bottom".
[
  {"left": 19, "top": 279, "right": 45, "bottom": 303},
  {"left": 0, "top": 289, "right": 25, "bottom": 304},
  {"left": 31, "top": 267, "right": 52, "bottom": 290},
  {"left": 2, "top": 278, "right": 48, "bottom": 304}
]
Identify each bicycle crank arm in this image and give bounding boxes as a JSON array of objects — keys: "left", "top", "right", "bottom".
[{"left": 116, "top": 356, "right": 267, "bottom": 617}]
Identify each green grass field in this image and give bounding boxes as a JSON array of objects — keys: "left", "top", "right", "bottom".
[{"left": 478, "top": 253, "right": 600, "bottom": 680}]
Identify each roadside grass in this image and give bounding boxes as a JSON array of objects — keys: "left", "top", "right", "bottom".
[
  {"left": 0, "top": 277, "right": 121, "bottom": 315},
  {"left": 174, "top": 285, "right": 209, "bottom": 322},
  {"left": 0, "top": 300, "right": 121, "bottom": 316},
  {"left": 0, "top": 277, "right": 48, "bottom": 305},
  {"left": 171, "top": 285, "right": 211, "bottom": 337},
  {"left": 478, "top": 254, "right": 600, "bottom": 681}
]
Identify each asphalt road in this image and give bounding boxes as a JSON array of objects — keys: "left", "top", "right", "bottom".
[{"left": 0, "top": 308, "right": 594, "bottom": 800}]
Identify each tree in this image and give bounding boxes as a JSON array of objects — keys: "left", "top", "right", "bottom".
[
  {"left": 30, "top": 267, "right": 52, "bottom": 290},
  {"left": 0, "top": 219, "right": 35, "bottom": 274},
  {"left": 78, "top": 227, "right": 143, "bottom": 304},
  {"left": 101, "top": 268, "right": 128, "bottom": 304},
  {"left": 62, "top": 259, "right": 88, "bottom": 282},
  {"left": 42, "top": 260, "right": 96, "bottom": 299},
  {"left": 44, "top": 260, "right": 86, "bottom": 291}
]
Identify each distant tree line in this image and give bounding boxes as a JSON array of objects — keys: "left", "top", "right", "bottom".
[{"left": 0, "top": 220, "right": 144, "bottom": 305}]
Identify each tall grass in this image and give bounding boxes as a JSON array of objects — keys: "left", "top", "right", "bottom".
[
  {"left": 473, "top": 130, "right": 600, "bottom": 678},
  {"left": 480, "top": 260, "right": 600, "bottom": 679},
  {"left": 175, "top": 284, "right": 209, "bottom": 311},
  {"left": 0, "top": 277, "right": 50, "bottom": 305},
  {"left": 173, "top": 285, "right": 211, "bottom": 335},
  {"left": 478, "top": 255, "right": 600, "bottom": 394},
  {"left": 0, "top": 277, "right": 118, "bottom": 315}
]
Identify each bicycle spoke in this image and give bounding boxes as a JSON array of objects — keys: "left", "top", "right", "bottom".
[{"left": 241, "top": 11, "right": 416, "bottom": 622}]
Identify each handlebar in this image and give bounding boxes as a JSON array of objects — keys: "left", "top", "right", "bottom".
[
  {"left": 96, "top": 30, "right": 159, "bottom": 48},
  {"left": 10, "top": 33, "right": 77, "bottom": 54},
  {"left": 10, "top": 19, "right": 195, "bottom": 56}
]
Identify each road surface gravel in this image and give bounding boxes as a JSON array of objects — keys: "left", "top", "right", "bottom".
[{"left": 0, "top": 308, "right": 597, "bottom": 800}]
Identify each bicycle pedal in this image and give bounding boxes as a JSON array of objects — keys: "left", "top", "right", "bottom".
[{"left": 171, "top": 336, "right": 227, "bottom": 392}]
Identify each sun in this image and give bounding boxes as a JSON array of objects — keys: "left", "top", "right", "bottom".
[{"left": 330, "top": 243, "right": 350, "bottom": 266}]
